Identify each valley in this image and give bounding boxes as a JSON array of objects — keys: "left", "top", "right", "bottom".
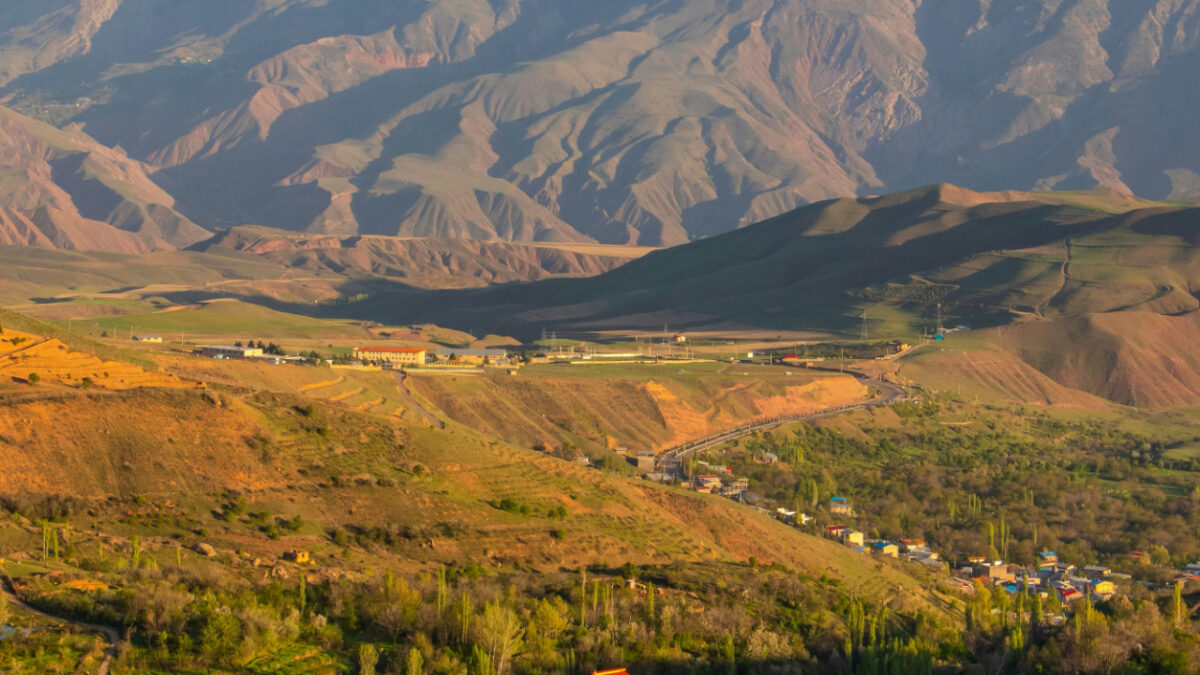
[
  {"left": 4, "top": 1, "right": 1200, "bottom": 672},
  {"left": 5, "top": 236, "right": 1200, "bottom": 671}
]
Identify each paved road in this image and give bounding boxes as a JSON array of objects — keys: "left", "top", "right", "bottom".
[
  {"left": 1, "top": 575, "right": 119, "bottom": 674},
  {"left": 660, "top": 368, "right": 907, "bottom": 464}
]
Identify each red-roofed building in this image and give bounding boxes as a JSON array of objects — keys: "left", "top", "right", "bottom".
[{"left": 353, "top": 346, "right": 427, "bottom": 366}]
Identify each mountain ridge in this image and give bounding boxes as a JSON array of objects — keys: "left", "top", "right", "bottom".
[
  {"left": 189, "top": 225, "right": 647, "bottom": 288},
  {"left": 4, "top": 0, "right": 1200, "bottom": 246}
]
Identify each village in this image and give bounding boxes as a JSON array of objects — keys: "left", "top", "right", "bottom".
[{"left": 613, "top": 444, "right": 1200, "bottom": 618}]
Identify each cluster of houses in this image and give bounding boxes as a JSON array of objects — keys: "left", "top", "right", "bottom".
[
  {"left": 814, "top": 498, "right": 1127, "bottom": 604},
  {"left": 821, "top": 522, "right": 944, "bottom": 572},
  {"left": 950, "top": 552, "right": 1122, "bottom": 603},
  {"left": 693, "top": 474, "right": 751, "bottom": 498},
  {"left": 626, "top": 451, "right": 760, "bottom": 502}
]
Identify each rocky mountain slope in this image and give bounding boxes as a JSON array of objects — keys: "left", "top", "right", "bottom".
[
  {"left": 1, "top": 0, "right": 1198, "bottom": 247},
  {"left": 0, "top": 104, "right": 206, "bottom": 251}
]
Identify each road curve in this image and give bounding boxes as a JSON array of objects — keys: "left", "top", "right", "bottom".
[
  {"left": 660, "top": 369, "right": 907, "bottom": 462},
  {"left": 1, "top": 575, "right": 119, "bottom": 674},
  {"left": 395, "top": 372, "right": 446, "bottom": 429}
]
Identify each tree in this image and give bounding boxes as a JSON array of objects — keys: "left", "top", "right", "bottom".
[
  {"left": 406, "top": 648, "right": 424, "bottom": 675},
  {"left": 720, "top": 634, "right": 736, "bottom": 675},
  {"left": 1174, "top": 581, "right": 1184, "bottom": 627},
  {"left": 200, "top": 612, "right": 241, "bottom": 665},
  {"left": 436, "top": 564, "right": 447, "bottom": 615},
  {"left": 479, "top": 600, "right": 523, "bottom": 675},
  {"left": 27, "top": 372, "right": 39, "bottom": 384},
  {"left": 459, "top": 592, "right": 473, "bottom": 645},
  {"left": 298, "top": 572, "right": 307, "bottom": 615},
  {"left": 357, "top": 643, "right": 379, "bottom": 675}
]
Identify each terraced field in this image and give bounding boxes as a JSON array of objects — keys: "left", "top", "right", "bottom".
[{"left": 0, "top": 330, "right": 197, "bottom": 392}]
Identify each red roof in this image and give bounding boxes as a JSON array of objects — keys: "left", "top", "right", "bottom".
[{"left": 357, "top": 347, "right": 425, "bottom": 353}]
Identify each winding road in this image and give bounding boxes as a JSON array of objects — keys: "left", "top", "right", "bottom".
[
  {"left": 395, "top": 372, "right": 446, "bottom": 429},
  {"left": 659, "top": 367, "right": 908, "bottom": 464},
  {"left": 1, "top": 575, "right": 119, "bottom": 674}
]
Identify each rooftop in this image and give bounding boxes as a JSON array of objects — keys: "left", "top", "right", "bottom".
[
  {"left": 436, "top": 348, "right": 508, "bottom": 357},
  {"left": 357, "top": 347, "right": 426, "bottom": 353}
]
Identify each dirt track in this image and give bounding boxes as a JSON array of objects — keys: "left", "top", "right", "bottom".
[{"left": 1, "top": 575, "right": 119, "bottom": 674}]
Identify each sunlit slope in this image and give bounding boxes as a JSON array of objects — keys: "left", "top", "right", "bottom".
[
  {"left": 0, "top": 360, "right": 945, "bottom": 614},
  {"left": 8, "top": 1, "right": 1200, "bottom": 244}
]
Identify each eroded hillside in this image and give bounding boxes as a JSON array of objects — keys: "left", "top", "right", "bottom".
[
  {"left": 409, "top": 366, "right": 868, "bottom": 452},
  {"left": 2, "top": 0, "right": 1200, "bottom": 245}
]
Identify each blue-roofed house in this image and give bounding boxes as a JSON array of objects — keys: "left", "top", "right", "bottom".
[
  {"left": 872, "top": 541, "right": 899, "bottom": 557},
  {"left": 830, "top": 496, "right": 855, "bottom": 516}
]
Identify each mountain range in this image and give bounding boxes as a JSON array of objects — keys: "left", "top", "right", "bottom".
[{"left": 1, "top": 0, "right": 1199, "bottom": 251}]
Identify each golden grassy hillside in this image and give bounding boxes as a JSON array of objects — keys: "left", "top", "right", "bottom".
[
  {"left": 0, "top": 384, "right": 944, "bottom": 614},
  {"left": 0, "top": 329, "right": 196, "bottom": 392},
  {"left": 408, "top": 364, "right": 868, "bottom": 452}
]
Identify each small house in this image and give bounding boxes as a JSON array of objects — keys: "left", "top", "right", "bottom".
[
  {"left": 872, "top": 541, "right": 899, "bottom": 557},
  {"left": 1057, "top": 586, "right": 1083, "bottom": 603},
  {"left": 1082, "top": 565, "right": 1111, "bottom": 580},
  {"left": 830, "top": 496, "right": 855, "bottom": 516},
  {"left": 282, "top": 550, "right": 310, "bottom": 564},
  {"left": 133, "top": 335, "right": 163, "bottom": 343},
  {"left": 1038, "top": 551, "right": 1059, "bottom": 566},
  {"left": 842, "top": 530, "right": 865, "bottom": 547},
  {"left": 1089, "top": 579, "right": 1115, "bottom": 599},
  {"left": 976, "top": 561, "right": 1015, "bottom": 583},
  {"left": 630, "top": 451, "right": 657, "bottom": 472}
]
